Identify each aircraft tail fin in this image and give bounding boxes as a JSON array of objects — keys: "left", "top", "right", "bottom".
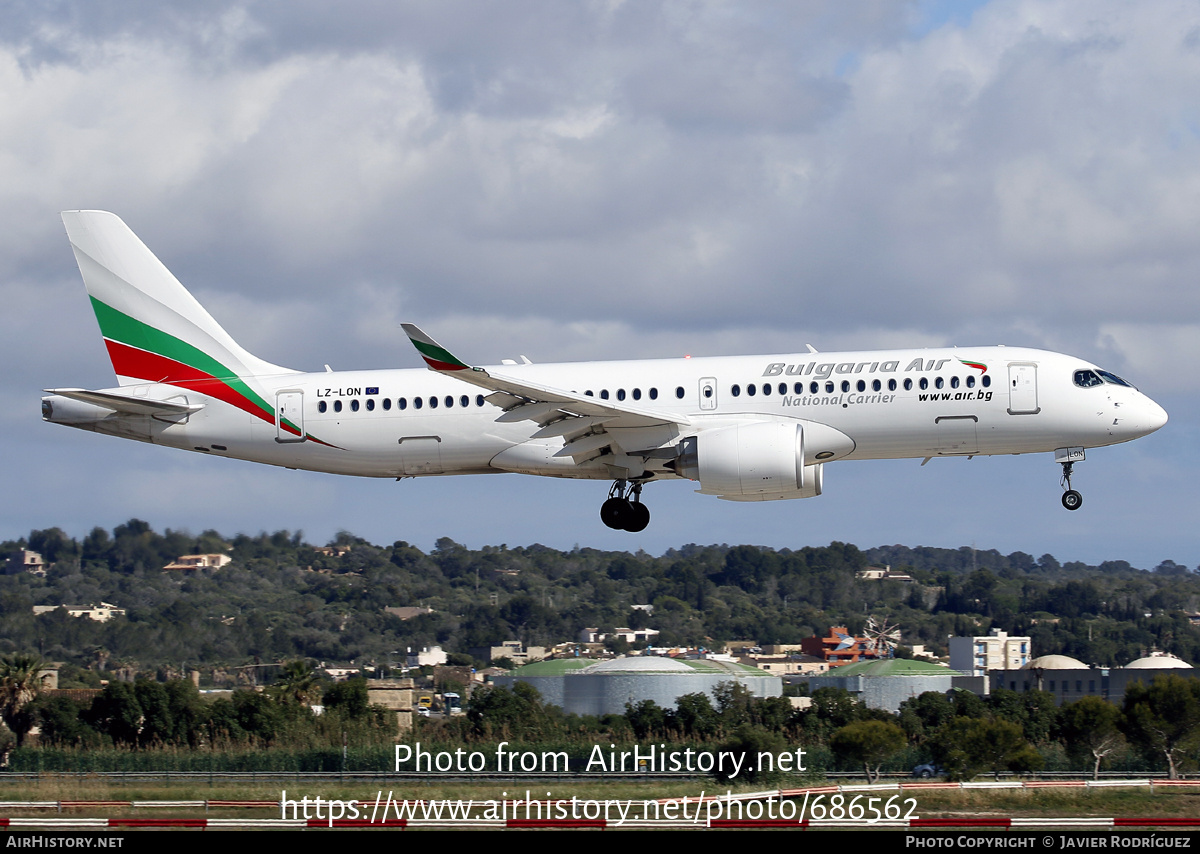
[{"left": 60, "top": 210, "right": 294, "bottom": 387}]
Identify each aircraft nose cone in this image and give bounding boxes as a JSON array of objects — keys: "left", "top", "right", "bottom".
[{"left": 1143, "top": 398, "right": 1168, "bottom": 434}]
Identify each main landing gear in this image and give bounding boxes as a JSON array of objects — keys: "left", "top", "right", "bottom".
[
  {"left": 601, "top": 480, "right": 651, "bottom": 532},
  {"left": 1060, "top": 460, "right": 1082, "bottom": 511}
]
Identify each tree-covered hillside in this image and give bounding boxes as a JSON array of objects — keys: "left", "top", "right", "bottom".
[{"left": 3, "top": 522, "right": 1198, "bottom": 676}]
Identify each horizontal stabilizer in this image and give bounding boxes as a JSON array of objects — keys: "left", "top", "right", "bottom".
[{"left": 44, "top": 388, "right": 204, "bottom": 417}]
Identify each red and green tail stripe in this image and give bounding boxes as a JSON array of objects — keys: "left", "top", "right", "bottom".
[{"left": 90, "top": 297, "right": 322, "bottom": 443}]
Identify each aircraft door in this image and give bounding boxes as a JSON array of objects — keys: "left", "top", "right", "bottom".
[
  {"left": 275, "top": 390, "right": 306, "bottom": 442},
  {"left": 699, "top": 377, "right": 718, "bottom": 410},
  {"left": 1007, "top": 363, "right": 1040, "bottom": 415}
]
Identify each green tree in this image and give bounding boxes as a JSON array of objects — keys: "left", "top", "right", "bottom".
[
  {"left": 86, "top": 682, "right": 143, "bottom": 745},
  {"left": 898, "top": 691, "right": 954, "bottom": 744},
  {"left": 830, "top": 720, "right": 906, "bottom": 783},
  {"left": 966, "top": 719, "right": 1043, "bottom": 779},
  {"left": 670, "top": 693, "right": 720, "bottom": 738},
  {"left": 1058, "top": 696, "right": 1123, "bottom": 780},
  {"left": 715, "top": 724, "right": 789, "bottom": 784},
  {"left": 467, "top": 683, "right": 551, "bottom": 739},
  {"left": 274, "top": 660, "right": 321, "bottom": 707},
  {"left": 30, "top": 695, "right": 98, "bottom": 747},
  {"left": 0, "top": 654, "right": 44, "bottom": 746},
  {"left": 324, "top": 679, "right": 370, "bottom": 719},
  {"left": 625, "top": 699, "right": 668, "bottom": 739},
  {"left": 932, "top": 717, "right": 1042, "bottom": 781},
  {"left": 1121, "top": 675, "right": 1200, "bottom": 779}
]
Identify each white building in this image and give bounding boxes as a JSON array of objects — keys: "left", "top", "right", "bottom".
[
  {"left": 407, "top": 646, "right": 448, "bottom": 667},
  {"left": 163, "top": 554, "right": 231, "bottom": 571},
  {"left": 578, "top": 627, "right": 660, "bottom": 645},
  {"left": 33, "top": 602, "right": 126, "bottom": 622},
  {"left": 949, "top": 628, "right": 1030, "bottom": 676}
]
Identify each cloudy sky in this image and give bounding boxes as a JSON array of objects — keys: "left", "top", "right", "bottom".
[{"left": 3, "top": 0, "right": 1197, "bottom": 569}]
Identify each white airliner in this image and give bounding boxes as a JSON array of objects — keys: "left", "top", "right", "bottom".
[{"left": 43, "top": 211, "right": 1168, "bottom": 532}]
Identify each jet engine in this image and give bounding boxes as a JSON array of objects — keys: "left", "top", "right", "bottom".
[{"left": 673, "top": 421, "right": 823, "bottom": 499}]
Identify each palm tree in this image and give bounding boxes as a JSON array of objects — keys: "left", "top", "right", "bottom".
[
  {"left": 0, "top": 653, "right": 45, "bottom": 746},
  {"left": 274, "top": 660, "right": 320, "bottom": 707}
]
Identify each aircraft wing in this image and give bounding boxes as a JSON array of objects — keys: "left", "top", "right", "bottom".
[
  {"left": 44, "top": 388, "right": 205, "bottom": 417},
  {"left": 402, "top": 324, "right": 688, "bottom": 467}
]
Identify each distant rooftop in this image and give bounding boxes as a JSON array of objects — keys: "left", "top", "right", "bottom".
[{"left": 831, "top": 658, "right": 949, "bottom": 677}]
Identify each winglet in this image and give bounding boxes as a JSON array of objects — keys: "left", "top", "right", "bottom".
[{"left": 402, "top": 323, "right": 473, "bottom": 372}]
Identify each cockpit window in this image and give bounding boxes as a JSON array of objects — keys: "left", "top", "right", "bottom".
[
  {"left": 1097, "top": 370, "right": 1134, "bottom": 388},
  {"left": 1073, "top": 370, "right": 1103, "bottom": 388}
]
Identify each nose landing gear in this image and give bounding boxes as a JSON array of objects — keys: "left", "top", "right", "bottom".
[
  {"left": 1060, "top": 461, "right": 1082, "bottom": 511},
  {"left": 600, "top": 480, "right": 651, "bottom": 532}
]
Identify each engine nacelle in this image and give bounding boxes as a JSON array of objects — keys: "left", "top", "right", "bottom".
[
  {"left": 41, "top": 395, "right": 114, "bottom": 425},
  {"left": 675, "top": 421, "right": 821, "bottom": 498}
]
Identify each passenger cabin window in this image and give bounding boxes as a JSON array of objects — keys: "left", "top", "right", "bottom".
[
  {"left": 383, "top": 398, "right": 391, "bottom": 411},
  {"left": 366, "top": 398, "right": 375, "bottom": 411},
  {"left": 617, "top": 389, "right": 626, "bottom": 401},
  {"left": 888, "top": 379, "right": 897, "bottom": 391},
  {"left": 675, "top": 386, "right": 685, "bottom": 399},
  {"left": 731, "top": 384, "right": 741, "bottom": 397},
  {"left": 982, "top": 375, "right": 991, "bottom": 387},
  {"left": 632, "top": 388, "right": 641, "bottom": 400},
  {"left": 747, "top": 384, "right": 756, "bottom": 397},
  {"left": 649, "top": 388, "right": 658, "bottom": 400},
  {"left": 950, "top": 376, "right": 959, "bottom": 389},
  {"left": 856, "top": 380, "right": 865, "bottom": 392},
  {"left": 919, "top": 378, "right": 928, "bottom": 390},
  {"left": 966, "top": 376, "right": 975, "bottom": 388},
  {"left": 600, "top": 390, "right": 609, "bottom": 400},
  {"left": 318, "top": 401, "right": 327, "bottom": 413},
  {"left": 476, "top": 395, "right": 485, "bottom": 406},
  {"left": 399, "top": 397, "right": 408, "bottom": 410},
  {"left": 414, "top": 398, "right": 422, "bottom": 409},
  {"left": 334, "top": 400, "right": 342, "bottom": 413},
  {"left": 903, "top": 378, "right": 912, "bottom": 391}
]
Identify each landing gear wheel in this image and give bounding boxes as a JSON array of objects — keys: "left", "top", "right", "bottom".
[
  {"left": 624, "top": 502, "right": 650, "bottom": 533},
  {"left": 601, "top": 480, "right": 652, "bottom": 531},
  {"left": 1059, "top": 460, "right": 1083, "bottom": 511},
  {"left": 601, "top": 497, "right": 631, "bottom": 529}
]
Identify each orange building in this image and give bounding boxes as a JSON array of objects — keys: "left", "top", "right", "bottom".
[{"left": 800, "top": 626, "right": 884, "bottom": 666}]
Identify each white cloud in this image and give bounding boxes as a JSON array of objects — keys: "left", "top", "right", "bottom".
[{"left": 2, "top": 1, "right": 1198, "bottom": 566}]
